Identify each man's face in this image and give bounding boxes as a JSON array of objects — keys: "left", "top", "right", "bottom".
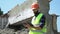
[{"left": 32, "top": 8, "right": 39, "bottom": 14}]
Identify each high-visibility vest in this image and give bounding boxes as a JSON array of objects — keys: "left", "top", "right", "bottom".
[{"left": 29, "top": 13, "right": 47, "bottom": 34}]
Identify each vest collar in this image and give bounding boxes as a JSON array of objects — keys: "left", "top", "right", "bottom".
[{"left": 35, "top": 11, "right": 40, "bottom": 17}]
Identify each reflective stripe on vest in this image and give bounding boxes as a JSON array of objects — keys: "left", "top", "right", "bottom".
[{"left": 30, "top": 13, "right": 47, "bottom": 33}]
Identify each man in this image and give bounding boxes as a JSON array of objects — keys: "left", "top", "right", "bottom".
[{"left": 24, "top": 2, "right": 47, "bottom": 34}]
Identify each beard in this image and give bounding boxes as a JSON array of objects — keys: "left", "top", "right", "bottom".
[{"left": 34, "top": 11, "right": 38, "bottom": 14}]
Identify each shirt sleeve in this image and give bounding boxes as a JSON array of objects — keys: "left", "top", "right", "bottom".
[{"left": 39, "top": 15, "right": 45, "bottom": 28}]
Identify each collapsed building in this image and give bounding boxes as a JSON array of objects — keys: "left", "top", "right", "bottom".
[{"left": 0, "top": 0, "right": 60, "bottom": 34}]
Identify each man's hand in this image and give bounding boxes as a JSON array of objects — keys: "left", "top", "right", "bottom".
[
  {"left": 23, "top": 23, "right": 31, "bottom": 29},
  {"left": 23, "top": 23, "right": 42, "bottom": 30}
]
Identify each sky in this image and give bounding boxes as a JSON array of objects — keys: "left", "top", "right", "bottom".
[
  {"left": 0, "top": 0, "right": 26, "bottom": 13},
  {"left": 49, "top": 0, "right": 60, "bottom": 32},
  {"left": 0, "top": 0, "right": 60, "bottom": 32}
]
